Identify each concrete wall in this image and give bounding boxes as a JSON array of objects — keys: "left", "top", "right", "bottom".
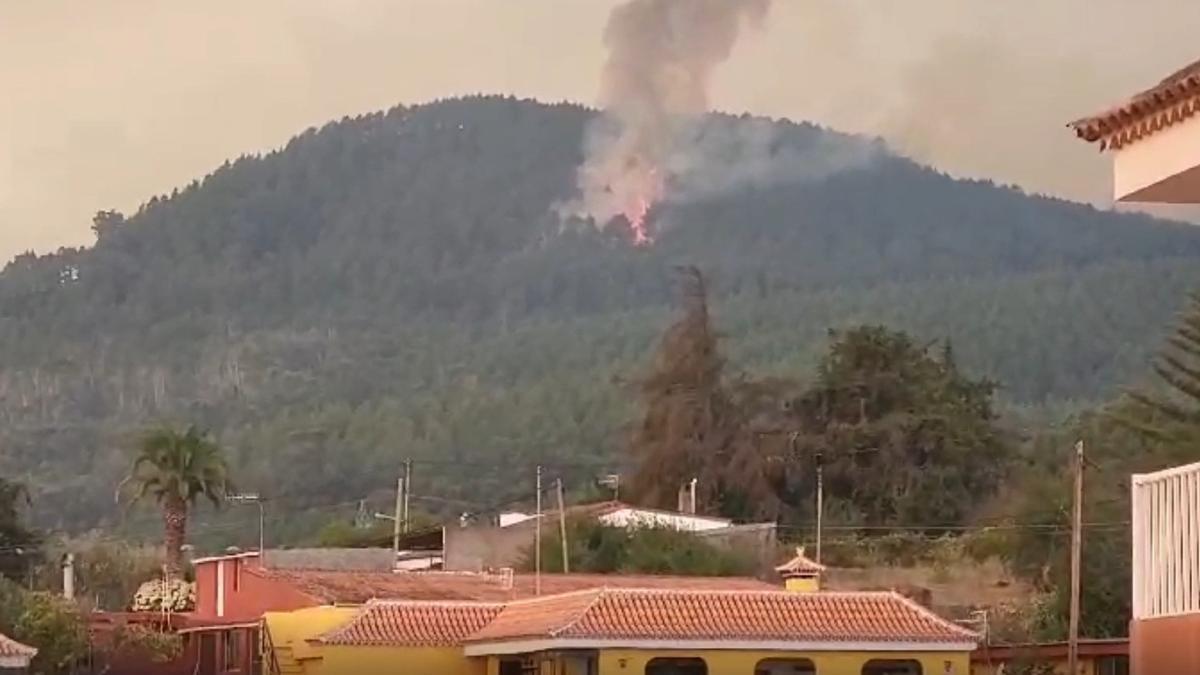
[
  {"left": 696, "top": 522, "right": 778, "bottom": 577},
  {"left": 444, "top": 519, "right": 542, "bottom": 572},
  {"left": 445, "top": 520, "right": 778, "bottom": 576}
]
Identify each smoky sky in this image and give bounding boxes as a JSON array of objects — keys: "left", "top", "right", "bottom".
[{"left": 3, "top": 0, "right": 1199, "bottom": 263}]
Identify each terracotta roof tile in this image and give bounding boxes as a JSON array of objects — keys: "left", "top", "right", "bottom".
[
  {"left": 1071, "top": 58, "right": 1200, "bottom": 150},
  {"left": 249, "top": 568, "right": 773, "bottom": 604},
  {"left": 0, "top": 632, "right": 37, "bottom": 659},
  {"left": 467, "top": 588, "right": 977, "bottom": 646},
  {"left": 319, "top": 600, "right": 503, "bottom": 647}
]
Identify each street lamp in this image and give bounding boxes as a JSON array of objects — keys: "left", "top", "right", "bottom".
[{"left": 227, "top": 493, "right": 265, "bottom": 564}]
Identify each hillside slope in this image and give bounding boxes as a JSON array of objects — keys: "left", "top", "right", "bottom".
[{"left": 2, "top": 95, "right": 1198, "bottom": 530}]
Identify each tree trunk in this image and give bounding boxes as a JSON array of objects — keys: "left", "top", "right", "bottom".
[{"left": 163, "top": 496, "right": 188, "bottom": 579}]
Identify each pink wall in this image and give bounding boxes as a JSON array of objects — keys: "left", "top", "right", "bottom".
[
  {"left": 192, "top": 556, "right": 317, "bottom": 622},
  {"left": 1132, "top": 614, "right": 1200, "bottom": 674}
]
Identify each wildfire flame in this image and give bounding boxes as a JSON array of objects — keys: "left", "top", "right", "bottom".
[{"left": 620, "top": 167, "right": 664, "bottom": 246}]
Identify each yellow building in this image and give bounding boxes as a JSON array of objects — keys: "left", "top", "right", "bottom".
[
  {"left": 261, "top": 605, "right": 357, "bottom": 675},
  {"left": 463, "top": 587, "right": 977, "bottom": 675},
  {"left": 267, "top": 587, "right": 976, "bottom": 675}
]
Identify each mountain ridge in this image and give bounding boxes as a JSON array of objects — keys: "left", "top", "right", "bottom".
[{"left": 2, "top": 95, "right": 1197, "bottom": 529}]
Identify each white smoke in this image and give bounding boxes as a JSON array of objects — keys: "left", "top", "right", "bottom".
[
  {"left": 561, "top": 0, "right": 881, "bottom": 240},
  {"left": 561, "top": 0, "right": 771, "bottom": 237}
]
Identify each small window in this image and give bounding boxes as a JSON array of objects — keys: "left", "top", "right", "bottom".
[
  {"left": 646, "top": 657, "right": 707, "bottom": 675},
  {"left": 1096, "top": 656, "right": 1130, "bottom": 675},
  {"left": 223, "top": 629, "right": 243, "bottom": 672},
  {"left": 862, "top": 660, "right": 922, "bottom": 675},
  {"left": 757, "top": 658, "right": 817, "bottom": 675}
]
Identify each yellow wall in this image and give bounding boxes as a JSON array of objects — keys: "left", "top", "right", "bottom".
[
  {"left": 971, "top": 656, "right": 1096, "bottom": 675},
  {"left": 598, "top": 649, "right": 970, "bottom": 675},
  {"left": 263, "top": 606, "right": 357, "bottom": 660},
  {"left": 320, "top": 645, "right": 485, "bottom": 675},
  {"left": 482, "top": 649, "right": 972, "bottom": 675},
  {"left": 785, "top": 576, "right": 820, "bottom": 593}
]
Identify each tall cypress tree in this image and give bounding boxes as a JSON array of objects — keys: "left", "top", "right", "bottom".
[{"left": 627, "top": 267, "right": 740, "bottom": 510}]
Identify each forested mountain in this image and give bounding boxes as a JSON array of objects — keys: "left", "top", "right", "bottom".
[{"left": 3, "top": 95, "right": 1200, "bottom": 531}]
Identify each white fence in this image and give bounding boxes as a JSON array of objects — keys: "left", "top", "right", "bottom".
[{"left": 1132, "top": 460, "right": 1200, "bottom": 619}]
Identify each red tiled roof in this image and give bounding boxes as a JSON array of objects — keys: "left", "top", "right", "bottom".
[
  {"left": 248, "top": 568, "right": 773, "bottom": 604},
  {"left": 0, "top": 632, "right": 37, "bottom": 659},
  {"left": 319, "top": 600, "right": 503, "bottom": 647},
  {"left": 1071, "top": 58, "right": 1200, "bottom": 150},
  {"left": 466, "top": 588, "right": 977, "bottom": 646}
]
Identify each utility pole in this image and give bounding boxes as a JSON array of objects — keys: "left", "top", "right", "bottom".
[
  {"left": 535, "top": 465, "right": 543, "bottom": 596},
  {"left": 1068, "top": 440, "right": 1084, "bottom": 675},
  {"left": 403, "top": 458, "right": 412, "bottom": 533},
  {"left": 556, "top": 478, "right": 570, "bottom": 574},
  {"left": 392, "top": 475, "right": 404, "bottom": 560},
  {"left": 815, "top": 447, "right": 824, "bottom": 565}
]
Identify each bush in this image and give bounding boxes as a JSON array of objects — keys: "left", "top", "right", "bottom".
[
  {"left": 523, "top": 518, "right": 754, "bottom": 576},
  {"left": 131, "top": 578, "right": 195, "bottom": 612},
  {"left": 13, "top": 592, "right": 88, "bottom": 675},
  {"left": 110, "top": 624, "right": 184, "bottom": 663}
]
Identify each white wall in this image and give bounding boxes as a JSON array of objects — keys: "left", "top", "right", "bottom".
[
  {"left": 598, "top": 507, "right": 732, "bottom": 532},
  {"left": 1132, "top": 461, "right": 1200, "bottom": 619}
]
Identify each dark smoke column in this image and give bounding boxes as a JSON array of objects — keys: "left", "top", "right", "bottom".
[{"left": 564, "top": 0, "right": 770, "bottom": 244}]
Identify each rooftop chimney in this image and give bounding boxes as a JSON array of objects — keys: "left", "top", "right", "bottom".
[{"left": 775, "top": 547, "right": 826, "bottom": 593}]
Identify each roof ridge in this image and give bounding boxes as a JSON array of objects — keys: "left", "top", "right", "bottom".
[
  {"left": 548, "top": 587, "right": 608, "bottom": 638},
  {"left": 363, "top": 598, "right": 506, "bottom": 608},
  {"left": 500, "top": 586, "right": 605, "bottom": 607},
  {"left": 590, "top": 587, "right": 897, "bottom": 597}
]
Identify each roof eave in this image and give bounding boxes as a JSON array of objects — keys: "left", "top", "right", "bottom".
[{"left": 463, "top": 637, "right": 977, "bottom": 657}]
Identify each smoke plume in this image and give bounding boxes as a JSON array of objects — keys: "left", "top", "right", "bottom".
[{"left": 565, "top": 0, "right": 771, "bottom": 243}]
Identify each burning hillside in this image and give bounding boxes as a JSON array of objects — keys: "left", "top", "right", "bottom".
[{"left": 563, "top": 0, "right": 770, "bottom": 245}]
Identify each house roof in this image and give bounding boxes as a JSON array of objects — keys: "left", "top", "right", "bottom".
[
  {"left": 248, "top": 568, "right": 774, "bottom": 604},
  {"left": 775, "top": 547, "right": 826, "bottom": 576},
  {"left": 464, "top": 588, "right": 977, "bottom": 647},
  {"left": 0, "top": 632, "right": 38, "bottom": 659},
  {"left": 1071, "top": 58, "right": 1200, "bottom": 150},
  {"left": 318, "top": 600, "right": 504, "bottom": 647}
]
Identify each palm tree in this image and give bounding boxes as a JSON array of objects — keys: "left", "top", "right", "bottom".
[{"left": 124, "top": 426, "right": 233, "bottom": 578}]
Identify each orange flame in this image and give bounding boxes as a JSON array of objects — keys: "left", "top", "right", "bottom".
[
  {"left": 621, "top": 168, "right": 663, "bottom": 247},
  {"left": 626, "top": 197, "right": 653, "bottom": 246}
]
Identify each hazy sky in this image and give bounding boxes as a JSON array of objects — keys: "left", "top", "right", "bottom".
[{"left": 3, "top": 1, "right": 1199, "bottom": 263}]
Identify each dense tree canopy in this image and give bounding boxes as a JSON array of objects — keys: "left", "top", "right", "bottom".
[
  {"left": 0, "top": 478, "right": 37, "bottom": 581},
  {"left": 1, "top": 96, "right": 1198, "bottom": 533}
]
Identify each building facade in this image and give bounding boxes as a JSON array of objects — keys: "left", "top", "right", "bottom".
[
  {"left": 1071, "top": 60, "right": 1200, "bottom": 203},
  {"left": 1128, "top": 461, "right": 1200, "bottom": 674}
]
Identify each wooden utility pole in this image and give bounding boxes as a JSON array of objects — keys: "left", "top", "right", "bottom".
[
  {"left": 391, "top": 475, "right": 404, "bottom": 560},
  {"left": 535, "top": 465, "right": 543, "bottom": 596},
  {"left": 1068, "top": 440, "right": 1084, "bottom": 675},
  {"left": 402, "top": 458, "right": 413, "bottom": 533},
  {"left": 556, "top": 478, "right": 570, "bottom": 573},
  {"left": 815, "top": 448, "right": 824, "bottom": 565}
]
